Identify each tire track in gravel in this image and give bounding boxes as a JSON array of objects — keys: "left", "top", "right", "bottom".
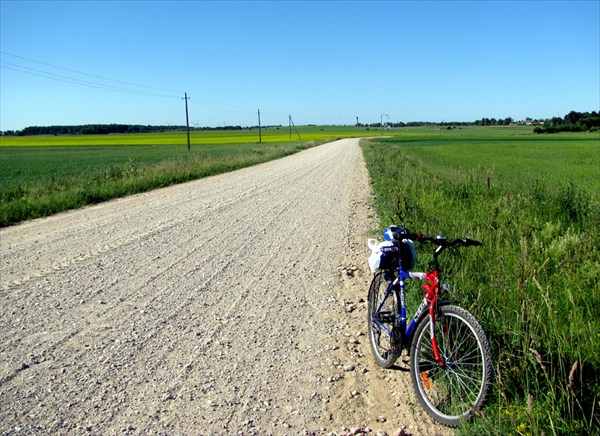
[{"left": 0, "top": 138, "right": 451, "bottom": 435}]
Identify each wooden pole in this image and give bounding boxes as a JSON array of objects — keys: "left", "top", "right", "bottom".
[
  {"left": 289, "top": 115, "right": 301, "bottom": 140},
  {"left": 184, "top": 92, "right": 190, "bottom": 151},
  {"left": 258, "top": 109, "right": 262, "bottom": 143}
]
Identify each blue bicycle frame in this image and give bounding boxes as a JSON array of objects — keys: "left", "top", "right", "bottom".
[{"left": 375, "top": 268, "right": 433, "bottom": 351}]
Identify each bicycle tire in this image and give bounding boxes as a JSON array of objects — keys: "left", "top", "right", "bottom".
[
  {"left": 367, "top": 271, "right": 400, "bottom": 368},
  {"left": 409, "top": 305, "right": 493, "bottom": 427}
]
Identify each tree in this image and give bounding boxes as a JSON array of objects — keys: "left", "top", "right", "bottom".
[{"left": 564, "top": 111, "right": 582, "bottom": 125}]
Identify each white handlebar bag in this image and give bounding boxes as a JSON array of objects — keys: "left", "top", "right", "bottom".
[{"left": 367, "top": 238, "right": 417, "bottom": 273}]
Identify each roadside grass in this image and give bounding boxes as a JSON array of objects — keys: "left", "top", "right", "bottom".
[{"left": 360, "top": 128, "right": 599, "bottom": 435}]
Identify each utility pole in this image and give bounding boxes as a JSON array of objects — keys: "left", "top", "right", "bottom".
[
  {"left": 289, "top": 114, "right": 292, "bottom": 139},
  {"left": 183, "top": 92, "right": 190, "bottom": 151},
  {"left": 289, "top": 115, "right": 301, "bottom": 140},
  {"left": 258, "top": 109, "right": 262, "bottom": 143}
]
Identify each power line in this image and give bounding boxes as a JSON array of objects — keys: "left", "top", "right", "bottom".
[
  {"left": 1, "top": 52, "right": 262, "bottom": 114},
  {"left": 0, "top": 50, "right": 182, "bottom": 95},
  {"left": 1, "top": 62, "right": 180, "bottom": 98},
  {"left": 0, "top": 51, "right": 309, "bottom": 124},
  {"left": 186, "top": 93, "right": 256, "bottom": 115}
]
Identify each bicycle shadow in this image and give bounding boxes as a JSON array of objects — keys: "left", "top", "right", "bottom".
[{"left": 390, "top": 358, "right": 411, "bottom": 372}]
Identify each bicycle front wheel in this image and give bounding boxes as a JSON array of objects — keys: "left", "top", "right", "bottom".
[
  {"left": 410, "top": 305, "right": 493, "bottom": 427},
  {"left": 367, "top": 271, "right": 399, "bottom": 368}
]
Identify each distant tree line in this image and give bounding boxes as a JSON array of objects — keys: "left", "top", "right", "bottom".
[
  {"left": 357, "top": 121, "right": 476, "bottom": 128},
  {"left": 0, "top": 124, "right": 185, "bottom": 136},
  {"left": 361, "top": 111, "right": 599, "bottom": 133},
  {"left": 533, "top": 111, "right": 600, "bottom": 134},
  {"left": 0, "top": 123, "right": 251, "bottom": 136},
  {"left": 474, "top": 117, "right": 514, "bottom": 126}
]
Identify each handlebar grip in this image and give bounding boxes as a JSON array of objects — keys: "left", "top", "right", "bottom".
[
  {"left": 404, "top": 233, "right": 419, "bottom": 241},
  {"left": 405, "top": 232, "right": 434, "bottom": 243},
  {"left": 462, "top": 238, "right": 483, "bottom": 247}
]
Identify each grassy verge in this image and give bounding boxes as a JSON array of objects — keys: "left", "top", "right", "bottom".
[
  {"left": 0, "top": 140, "right": 325, "bottom": 227},
  {"left": 360, "top": 128, "right": 599, "bottom": 434}
]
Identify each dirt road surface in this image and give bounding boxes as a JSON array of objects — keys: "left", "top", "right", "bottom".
[{"left": 0, "top": 139, "right": 451, "bottom": 435}]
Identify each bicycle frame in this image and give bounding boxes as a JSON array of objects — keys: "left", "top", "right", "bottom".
[{"left": 374, "top": 259, "right": 446, "bottom": 365}]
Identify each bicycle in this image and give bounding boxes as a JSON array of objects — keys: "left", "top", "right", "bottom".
[{"left": 367, "top": 226, "right": 493, "bottom": 427}]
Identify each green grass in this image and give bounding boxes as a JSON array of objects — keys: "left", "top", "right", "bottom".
[
  {"left": 382, "top": 130, "right": 599, "bottom": 192},
  {"left": 361, "top": 127, "right": 599, "bottom": 435}
]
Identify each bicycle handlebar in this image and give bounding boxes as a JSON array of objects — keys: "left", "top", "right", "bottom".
[{"left": 405, "top": 233, "right": 482, "bottom": 248}]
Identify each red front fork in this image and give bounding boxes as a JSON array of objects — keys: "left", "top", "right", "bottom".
[{"left": 423, "top": 271, "right": 445, "bottom": 367}]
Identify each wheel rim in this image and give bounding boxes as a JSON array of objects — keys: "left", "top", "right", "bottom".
[{"left": 414, "top": 311, "right": 487, "bottom": 420}]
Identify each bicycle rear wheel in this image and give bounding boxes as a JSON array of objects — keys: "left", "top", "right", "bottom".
[
  {"left": 410, "top": 305, "right": 493, "bottom": 427},
  {"left": 367, "top": 271, "right": 399, "bottom": 368}
]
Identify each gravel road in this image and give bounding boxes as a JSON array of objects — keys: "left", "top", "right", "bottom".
[{"left": 0, "top": 138, "right": 451, "bottom": 435}]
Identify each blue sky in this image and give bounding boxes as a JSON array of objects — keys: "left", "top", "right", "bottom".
[{"left": 1, "top": 0, "right": 598, "bottom": 130}]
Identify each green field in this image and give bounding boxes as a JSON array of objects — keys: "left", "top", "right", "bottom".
[
  {"left": 377, "top": 127, "right": 599, "bottom": 191},
  {"left": 361, "top": 128, "right": 599, "bottom": 434}
]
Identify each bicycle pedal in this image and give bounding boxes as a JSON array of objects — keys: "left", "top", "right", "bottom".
[{"left": 377, "top": 311, "right": 394, "bottom": 323}]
